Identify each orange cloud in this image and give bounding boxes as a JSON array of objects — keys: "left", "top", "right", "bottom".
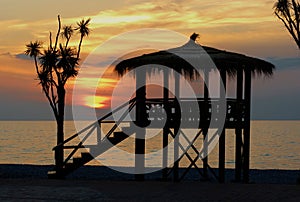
[
  {"left": 72, "top": 0, "right": 295, "bottom": 57},
  {"left": 1, "top": 0, "right": 298, "bottom": 114},
  {"left": 1, "top": 0, "right": 296, "bottom": 57}
]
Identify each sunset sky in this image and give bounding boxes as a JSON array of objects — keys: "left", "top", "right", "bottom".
[{"left": 0, "top": 0, "right": 299, "bottom": 120}]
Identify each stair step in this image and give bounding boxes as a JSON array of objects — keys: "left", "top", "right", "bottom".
[
  {"left": 108, "top": 136, "right": 126, "bottom": 145},
  {"left": 114, "top": 136, "right": 126, "bottom": 143},
  {"left": 108, "top": 136, "right": 117, "bottom": 144},
  {"left": 114, "top": 131, "right": 128, "bottom": 139},
  {"left": 47, "top": 170, "right": 58, "bottom": 179},
  {"left": 47, "top": 170, "right": 65, "bottom": 179},
  {"left": 65, "top": 162, "right": 76, "bottom": 170},
  {"left": 73, "top": 157, "right": 83, "bottom": 165},
  {"left": 81, "top": 152, "right": 94, "bottom": 162}
]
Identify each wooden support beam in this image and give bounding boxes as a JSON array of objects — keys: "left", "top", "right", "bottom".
[
  {"left": 97, "top": 122, "right": 102, "bottom": 146},
  {"left": 162, "top": 69, "right": 169, "bottom": 179},
  {"left": 135, "top": 75, "right": 147, "bottom": 127},
  {"left": 203, "top": 69, "right": 209, "bottom": 178},
  {"left": 218, "top": 69, "right": 226, "bottom": 183},
  {"left": 135, "top": 128, "right": 146, "bottom": 181},
  {"left": 173, "top": 72, "right": 180, "bottom": 182},
  {"left": 243, "top": 68, "right": 251, "bottom": 183},
  {"left": 135, "top": 69, "right": 146, "bottom": 181},
  {"left": 235, "top": 68, "right": 243, "bottom": 181}
]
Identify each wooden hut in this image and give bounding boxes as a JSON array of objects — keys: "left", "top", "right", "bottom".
[
  {"left": 114, "top": 33, "right": 274, "bottom": 182},
  {"left": 48, "top": 34, "right": 274, "bottom": 183}
]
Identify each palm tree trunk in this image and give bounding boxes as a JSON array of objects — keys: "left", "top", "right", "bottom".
[
  {"left": 77, "top": 36, "right": 83, "bottom": 59},
  {"left": 55, "top": 86, "right": 65, "bottom": 172},
  {"left": 65, "top": 37, "right": 70, "bottom": 48},
  {"left": 34, "top": 57, "right": 39, "bottom": 75}
]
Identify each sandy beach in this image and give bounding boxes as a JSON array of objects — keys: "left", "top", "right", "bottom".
[
  {"left": 1, "top": 178, "right": 300, "bottom": 201},
  {"left": 0, "top": 164, "right": 299, "bottom": 201}
]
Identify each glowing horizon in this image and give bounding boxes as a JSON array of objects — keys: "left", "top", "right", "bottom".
[{"left": 0, "top": 0, "right": 299, "bottom": 119}]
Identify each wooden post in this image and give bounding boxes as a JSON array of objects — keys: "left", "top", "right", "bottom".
[
  {"left": 218, "top": 69, "right": 226, "bottom": 183},
  {"left": 243, "top": 68, "right": 251, "bottom": 183},
  {"left": 173, "top": 72, "right": 180, "bottom": 181},
  {"left": 203, "top": 69, "right": 209, "bottom": 178},
  {"left": 55, "top": 87, "right": 66, "bottom": 175},
  {"left": 135, "top": 127, "right": 146, "bottom": 181},
  {"left": 97, "top": 119, "right": 102, "bottom": 146},
  {"left": 235, "top": 68, "right": 243, "bottom": 181},
  {"left": 135, "top": 69, "right": 147, "bottom": 181},
  {"left": 162, "top": 69, "right": 169, "bottom": 179}
]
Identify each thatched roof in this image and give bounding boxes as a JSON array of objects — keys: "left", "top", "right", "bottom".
[
  {"left": 202, "top": 46, "right": 274, "bottom": 77},
  {"left": 115, "top": 34, "right": 275, "bottom": 79},
  {"left": 115, "top": 50, "right": 199, "bottom": 79}
]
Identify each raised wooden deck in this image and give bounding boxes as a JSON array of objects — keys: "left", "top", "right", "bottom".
[{"left": 143, "top": 98, "right": 245, "bottom": 129}]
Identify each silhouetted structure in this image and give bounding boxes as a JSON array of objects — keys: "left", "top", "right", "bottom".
[
  {"left": 48, "top": 34, "right": 274, "bottom": 183},
  {"left": 26, "top": 16, "right": 91, "bottom": 172}
]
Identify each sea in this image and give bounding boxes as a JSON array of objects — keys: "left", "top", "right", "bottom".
[{"left": 0, "top": 120, "right": 299, "bottom": 170}]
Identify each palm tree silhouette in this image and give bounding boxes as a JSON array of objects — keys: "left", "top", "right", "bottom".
[
  {"left": 75, "top": 18, "right": 91, "bottom": 59},
  {"left": 58, "top": 44, "right": 79, "bottom": 82},
  {"left": 25, "top": 41, "right": 42, "bottom": 74},
  {"left": 25, "top": 16, "right": 90, "bottom": 172},
  {"left": 61, "top": 25, "right": 74, "bottom": 47},
  {"left": 274, "top": 0, "right": 300, "bottom": 49}
]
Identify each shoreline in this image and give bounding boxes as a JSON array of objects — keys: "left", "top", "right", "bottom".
[{"left": 1, "top": 164, "right": 299, "bottom": 184}]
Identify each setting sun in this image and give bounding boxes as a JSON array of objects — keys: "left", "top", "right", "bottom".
[{"left": 84, "top": 95, "right": 109, "bottom": 109}]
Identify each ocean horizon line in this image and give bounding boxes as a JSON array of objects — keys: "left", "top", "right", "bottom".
[{"left": 1, "top": 119, "right": 300, "bottom": 121}]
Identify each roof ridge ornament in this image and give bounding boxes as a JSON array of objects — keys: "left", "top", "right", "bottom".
[{"left": 190, "top": 33, "right": 200, "bottom": 41}]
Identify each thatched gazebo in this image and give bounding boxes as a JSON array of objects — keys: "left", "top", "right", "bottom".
[
  {"left": 115, "top": 33, "right": 274, "bottom": 182},
  {"left": 47, "top": 33, "right": 275, "bottom": 182}
]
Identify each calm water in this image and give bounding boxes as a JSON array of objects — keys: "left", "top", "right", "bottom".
[{"left": 0, "top": 121, "right": 299, "bottom": 170}]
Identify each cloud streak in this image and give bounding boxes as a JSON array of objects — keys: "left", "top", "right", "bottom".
[{"left": 0, "top": 0, "right": 299, "bottom": 119}]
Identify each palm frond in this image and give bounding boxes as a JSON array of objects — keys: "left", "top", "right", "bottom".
[
  {"left": 38, "top": 69, "right": 52, "bottom": 93},
  {"left": 39, "top": 49, "right": 59, "bottom": 72},
  {"left": 25, "top": 41, "right": 43, "bottom": 57},
  {"left": 75, "top": 18, "right": 91, "bottom": 37},
  {"left": 57, "top": 45, "right": 78, "bottom": 68},
  {"left": 61, "top": 25, "right": 74, "bottom": 40}
]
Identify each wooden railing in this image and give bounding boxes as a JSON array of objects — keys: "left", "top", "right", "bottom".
[
  {"left": 52, "top": 98, "right": 136, "bottom": 167},
  {"left": 144, "top": 98, "right": 245, "bottom": 129}
]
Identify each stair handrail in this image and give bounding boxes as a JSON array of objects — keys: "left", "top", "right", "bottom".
[
  {"left": 61, "top": 99, "right": 136, "bottom": 166},
  {"left": 52, "top": 97, "right": 136, "bottom": 151},
  {"left": 101, "top": 99, "right": 136, "bottom": 141}
]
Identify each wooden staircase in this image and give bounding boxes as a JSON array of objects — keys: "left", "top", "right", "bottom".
[
  {"left": 48, "top": 98, "right": 136, "bottom": 179},
  {"left": 48, "top": 129, "right": 133, "bottom": 179}
]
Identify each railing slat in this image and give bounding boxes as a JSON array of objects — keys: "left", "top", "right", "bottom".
[{"left": 52, "top": 98, "right": 136, "bottom": 151}]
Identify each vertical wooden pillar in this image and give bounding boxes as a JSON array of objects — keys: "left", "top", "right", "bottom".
[
  {"left": 218, "top": 69, "right": 226, "bottom": 183},
  {"left": 97, "top": 120, "right": 102, "bottom": 145},
  {"left": 162, "top": 69, "right": 169, "bottom": 179},
  {"left": 135, "top": 127, "right": 146, "bottom": 181},
  {"left": 203, "top": 69, "right": 209, "bottom": 178},
  {"left": 243, "top": 68, "right": 251, "bottom": 183},
  {"left": 173, "top": 72, "right": 180, "bottom": 181},
  {"left": 235, "top": 68, "right": 243, "bottom": 181},
  {"left": 135, "top": 70, "right": 146, "bottom": 181}
]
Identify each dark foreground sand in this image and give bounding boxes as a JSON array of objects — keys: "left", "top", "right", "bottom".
[
  {"left": 1, "top": 179, "right": 300, "bottom": 201},
  {"left": 0, "top": 165, "right": 299, "bottom": 201}
]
